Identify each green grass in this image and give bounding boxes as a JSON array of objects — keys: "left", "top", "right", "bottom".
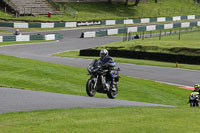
[
  {"left": 1, "top": 107, "right": 200, "bottom": 132},
  {"left": 0, "top": 10, "right": 12, "bottom": 18},
  {"left": 54, "top": 50, "right": 200, "bottom": 71},
  {"left": 1, "top": 0, "right": 200, "bottom": 21},
  {"left": 0, "top": 54, "right": 191, "bottom": 106},
  {"left": 0, "top": 29, "right": 11, "bottom": 34},
  {"left": 0, "top": 40, "right": 52, "bottom": 46},
  {"left": 94, "top": 29, "right": 200, "bottom": 56}
]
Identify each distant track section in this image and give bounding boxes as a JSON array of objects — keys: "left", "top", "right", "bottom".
[
  {"left": 83, "top": 20, "right": 200, "bottom": 38},
  {"left": 0, "top": 14, "right": 199, "bottom": 28}
]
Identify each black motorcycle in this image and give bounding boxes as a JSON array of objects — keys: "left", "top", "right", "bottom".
[
  {"left": 86, "top": 59, "right": 120, "bottom": 99},
  {"left": 189, "top": 92, "right": 199, "bottom": 107}
]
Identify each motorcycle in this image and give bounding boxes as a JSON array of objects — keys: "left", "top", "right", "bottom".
[
  {"left": 86, "top": 59, "right": 120, "bottom": 99},
  {"left": 189, "top": 92, "right": 199, "bottom": 107}
]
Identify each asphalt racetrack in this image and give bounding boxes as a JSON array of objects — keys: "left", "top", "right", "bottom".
[{"left": 0, "top": 26, "right": 198, "bottom": 113}]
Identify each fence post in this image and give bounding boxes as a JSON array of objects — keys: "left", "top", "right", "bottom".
[
  {"left": 142, "top": 31, "right": 144, "bottom": 40},
  {"left": 64, "top": 5, "right": 66, "bottom": 13},
  {"left": 159, "top": 30, "right": 162, "bottom": 40},
  {"left": 60, "top": 4, "right": 62, "bottom": 12},
  {"left": 126, "top": 32, "right": 128, "bottom": 41},
  {"left": 16, "top": 11, "right": 18, "bottom": 17},
  {"left": 176, "top": 61, "right": 179, "bottom": 68},
  {"left": 178, "top": 29, "right": 181, "bottom": 40}
]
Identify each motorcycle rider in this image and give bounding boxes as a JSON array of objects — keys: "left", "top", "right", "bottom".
[
  {"left": 193, "top": 84, "right": 200, "bottom": 93},
  {"left": 189, "top": 84, "right": 200, "bottom": 105},
  {"left": 99, "top": 49, "right": 116, "bottom": 91},
  {"left": 14, "top": 29, "right": 20, "bottom": 35}
]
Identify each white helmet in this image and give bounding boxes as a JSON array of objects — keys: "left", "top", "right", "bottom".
[{"left": 100, "top": 49, "right": 108, "bottom": 58}]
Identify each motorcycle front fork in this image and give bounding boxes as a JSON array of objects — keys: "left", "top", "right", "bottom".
[
  {"left": 93, "top": 77, "right": 98, "bottom": 89},
  {"left": 93, "top": 75, "right": 111, "bottom": 91}
]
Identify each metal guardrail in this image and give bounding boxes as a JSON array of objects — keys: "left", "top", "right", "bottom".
[{"left": 62, "top": 4, "right": 78, "bottom": 18}]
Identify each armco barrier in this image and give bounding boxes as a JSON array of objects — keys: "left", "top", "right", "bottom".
[
  {"left": 80, "top": 49, "right": 200, "bottom": 65},
  {"left": 0, "top": 14, "right": 199, "bottom": 28},
  {"left": 83, "top": 20, "right": 200, "bottom": 38},
  {"left": 0, "top": 33, "right": 63, "bottom": 42}
]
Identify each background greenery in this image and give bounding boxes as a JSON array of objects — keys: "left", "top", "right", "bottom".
[{"left": 1, "top": 0, "right": 200, "bottom": 21}]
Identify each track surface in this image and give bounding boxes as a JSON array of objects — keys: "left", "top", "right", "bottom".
[
  {"left": 0, "top": 25, "right": 198, "bottom": 113},
  {"left": 0, "top": 87, "right": 172, "bottom": 113}
]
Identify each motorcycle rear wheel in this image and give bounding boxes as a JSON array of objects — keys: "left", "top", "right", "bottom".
[
  {"left": 195, "top": 101, "right": 199, "bottom": 107},
  {"left": 190, "top": 101, "right": 195, "bottom": 107},
  {"left": 107, "top": 84, "right": 118, "bottom": 99},
  {"left": 86, "top": 79, "right": 96, "bottom": 97}
]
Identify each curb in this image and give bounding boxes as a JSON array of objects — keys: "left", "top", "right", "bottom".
[{"left": 0, "top": 33, "right": 63, "bottom": 42}]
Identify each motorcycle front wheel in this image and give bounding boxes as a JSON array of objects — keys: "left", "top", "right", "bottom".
[
  {"left": 86, "top": 79, "right": 96, "bottom": 97},
  {"left": 107, "top": 84, "right": 118, "bottom": 99}
]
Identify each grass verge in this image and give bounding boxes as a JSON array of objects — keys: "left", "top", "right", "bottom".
[
  {"left": 0, "top": 40, "right": 52, "bottom": 46},
  {"left": 0, "top": 29, "right": 11, "bottom": 34},
  {"left": 94, "top": 30, "right": 200, "bottom": 56},
  {"left": 0, "top": 107, "right": 200, "bottom": 132},
  {"left": 0, "top": 54, "right": 191, "bottom": 106}
]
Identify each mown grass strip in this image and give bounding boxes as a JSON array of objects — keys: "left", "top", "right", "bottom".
[
  {"left": 0, "top": 40, "right": 52, "bottom": 46},
  {"left": 0, "top": 107, "right": 199, "bottom": 132},
  {"left": 0, "top": 29, "right": 11, "bottom": 34}
]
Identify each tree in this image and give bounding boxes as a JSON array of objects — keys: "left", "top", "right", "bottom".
[
  {"left": 194, "top": 0, "right": 200, "bottom": 3},
  {"left": 155, "top": 0, "right": 158, "bottom": 3},
  {"left": 134, "top": 0, "right": 140, "bottom": 6},
  {"left": 125, "top": 0, "right": 129, "bottom": 5},
  {"left": 108, "top": 0, "right": 112, "bottom": 4}
]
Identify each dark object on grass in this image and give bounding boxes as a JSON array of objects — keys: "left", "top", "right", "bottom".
[{"left": 134, "top": 34, "right": 140, "bottom": 39}]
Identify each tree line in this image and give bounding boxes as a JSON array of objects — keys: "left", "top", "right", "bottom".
[{"left": 108, "top": 0, "right": 200, "bottom": 5}]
